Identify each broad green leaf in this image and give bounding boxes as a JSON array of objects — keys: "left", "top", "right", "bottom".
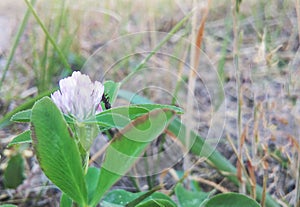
[
  {"left": 129, "top": 191, "right": 176, "bottom": 207},
  {"left": 4, "top": 154, "right": 25, "bottom": 189},
  {"left": 85, "top": 167, "right": 101, "bottom": 204},
  {"left": 60, "top": 193, "right": 72, "bottom": 207},
  {"left": 175, "top": 183, "right": 208, "bottom": 207},
  {"left": 102, "top": 190, "right": 176, "bottom": 207},
  {"left": 101, "top": 201, "right": 123, "bottom": 207},
  {"left": 118, "top": 90, "right": 280, "bottom": 207},
  {"left": 92, "top": 104, "right": 182, "bottom": 131},
  {"left": 90, "top": 108, "right": 176, "bottom": 206},
  {"left": 7, "top": 130, "right": 32, "bottom": 147},
  {"left": 102, "top": 190, "right": 142, "bottom": 206},
  {"left": 136, "top": 199, "right": 176, "bottom": 207},
  {"left": 10, "top": 109, "right": 31, "bottom": 122},
  {"left": 205, "top": 193, "right": 260, "bottom": 207},
  {"left": 0, "top": 205, "right": 18, "bottom": 207},
  {"left": 10, "top": 109, "right": 75, "bottom": 125},
  {"left": 31, "top": 97, "right": 87, "bottom": 206},
  {"left": 104, "top": 80, "right": 120, "bottom": 105}
]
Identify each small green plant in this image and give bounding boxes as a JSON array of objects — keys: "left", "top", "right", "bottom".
[
  {"left": 8, "top": 71, "right": 182, "bottom": 206},
  {"left": 1, "top": 1, "right": 283, "bottom": 206},
  {"left": 6, "top": 71, "right": 278, "bottom": 207}
]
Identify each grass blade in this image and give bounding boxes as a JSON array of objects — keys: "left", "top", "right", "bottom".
[
  {"left": 120, "top": 10, "right": 194, "bottom": 86},
  {"left": 23, "top": 0, "right": 72, "bottom": 73},
  {"left": 0, "top": 0, "right": 37, "bottom": 92}
]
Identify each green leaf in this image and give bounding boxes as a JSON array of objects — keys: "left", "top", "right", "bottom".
[
  {"left": 4, "top": 153, "right": 25, "bottom": 189},
  {"left": 31, "top": 97, "right": 87, "bottom": 206},
  {"left": 10, "top": 109, "right": 75, "bottom": 125},
  {"left": 7, "top": 130, "right": 32, "bottom": 147},
  {"left": 102, "top": 190, "right": 176, "bottom": 207},
  {"left": 236, "top": 0, "right": 243, "bottom": 12},
  {"left": 205, "top": 193, "right": 260, "bottom": 207},
  {"left": 0, "top": 205, "right": 18, "bottom": 207},
  {"left": 90, "top": 108, "right": 176, "bottom": 206},
  {"left": 60, "top": 193, "right": 72, "bottom": 207},
  {"left": 136, "top": 199, "right": 176, "bottom": 207},
  {"left": 10, "top": 109, "right": 31, "bottom": 122},
  {"left": 85, "top": 167, "right": 101, "bottom": 204},
  {"left": 92, "top": 104, "right": 182, "bottom": 131},
  {"left": 175, "top": 183, "right": 208, "bottom": 207},
  {"left": 104, "top": 80, "right": 120, "bottom": 105},
  {"left": 102, "top": 190, "right": 142, "bottom": 206}
]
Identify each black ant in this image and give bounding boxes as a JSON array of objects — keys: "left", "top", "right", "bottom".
[{"left": 102, "top": 93, "right": 111, "bottom": 110}]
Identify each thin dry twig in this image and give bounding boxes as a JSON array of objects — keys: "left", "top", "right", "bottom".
[
  {"left": 261, "top": 161, "right": 269, "bottom": 207},
  {"left": 184, "top": 0, "right": 211, "bottom": 175},
  {"left": 89, "top": 139, "right": 112, "bottom": 165}
]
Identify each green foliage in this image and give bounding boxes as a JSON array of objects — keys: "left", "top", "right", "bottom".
[
  {"left": 94, "top": 104, "right": 182, "bottom": 131},
  {"left": 10, "top": 109, "right": 31, "bottom": 122},
  {"left": 31, "top": 97, "right": 87, "bottom": 206},
  {"left": 8, "top": 104, "right": 182, "bottom": 147},
  {"left": 0, "top": 89, "right": 55, "bottom": 129},
  {"left": 102, "top": 189, "right": 176, "bottom": 207},
  {"left": 60, "top": 193, "right": 72, "bottom": 207},
  {"left": 0, "top": 205, "right": 18, "bottom": 207},
  {"left": 118, "top": 90, "right": 280, "bottom": 207},
  {"left": 236, "top": 0, "right": 243, "bottom": 12},
  {"left": 103, "top": 80, "right": 121, "bottom": 105},
  {"left": 135, "top": 199, "right": 176, "bottom": 207},
  {"left": 90, "top": 108, "right": 176, "bottom": 206},
  {"left": 175, "top": 184, "right": 209, "bottom": 207},
  {"left": 4, "top": 153, "right": 25, "bottom": 189},
  {"left": 85, "top": 167, "right": 101, "bottom": 204},
  {"left": 205, "top": 193, "right": 260, "bottom": 207},
  {"left": 7, "top": 130, "right": 31, "bottom": 147}
]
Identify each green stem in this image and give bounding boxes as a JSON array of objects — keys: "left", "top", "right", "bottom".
[{"left": 23, "top": 0, "right": 72, "bottom": 73}]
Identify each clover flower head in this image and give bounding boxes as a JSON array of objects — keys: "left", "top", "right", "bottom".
[{"left": 51, "top": 71, "right": 104, "bottom": 121}]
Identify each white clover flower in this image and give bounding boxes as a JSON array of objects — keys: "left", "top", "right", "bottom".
[{"left": 51, "top": 71, "right": 104, "bottom": 121}]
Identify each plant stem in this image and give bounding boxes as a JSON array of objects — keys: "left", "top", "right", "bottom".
[
  {"left": 232, "top": 0, "right": 245, "bottom": 194},
  {"left": 24, "top": 0, "right": 72, "bottom": 73}
]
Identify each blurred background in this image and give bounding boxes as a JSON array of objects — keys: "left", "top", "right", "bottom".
[{"left": 0, "top": 0, "right": 300, "bottom": 206}]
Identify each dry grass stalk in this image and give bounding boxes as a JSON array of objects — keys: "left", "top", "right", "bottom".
[
  {"left": 184, "top": 0, "right": 211, "bottom": 173},
  {"left": 261, "top": 161, "right": 269, "bottom": 207},
  {"left": 89, "top": 139, "right": 112, "bottom": 165},
  {"left": 231, "top": 0, "right": 246, "bottom": 194},
  {"left": 226, "top": 133, "right": 252, "bottom": 187},
  {"left": 237, "top": 123, "right": 247, "bottom": 184},
  {"left": 190, "top": 176, "right": 230, "bottom": 193}
]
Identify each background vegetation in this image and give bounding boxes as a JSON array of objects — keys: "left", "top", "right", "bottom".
[{"left": 0, "top": 0, "right": 299, "bottom": 206}]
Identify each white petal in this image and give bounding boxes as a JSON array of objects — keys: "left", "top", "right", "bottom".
[{"left": 51, "top": 71, "right": 104, "bottom": 120}]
